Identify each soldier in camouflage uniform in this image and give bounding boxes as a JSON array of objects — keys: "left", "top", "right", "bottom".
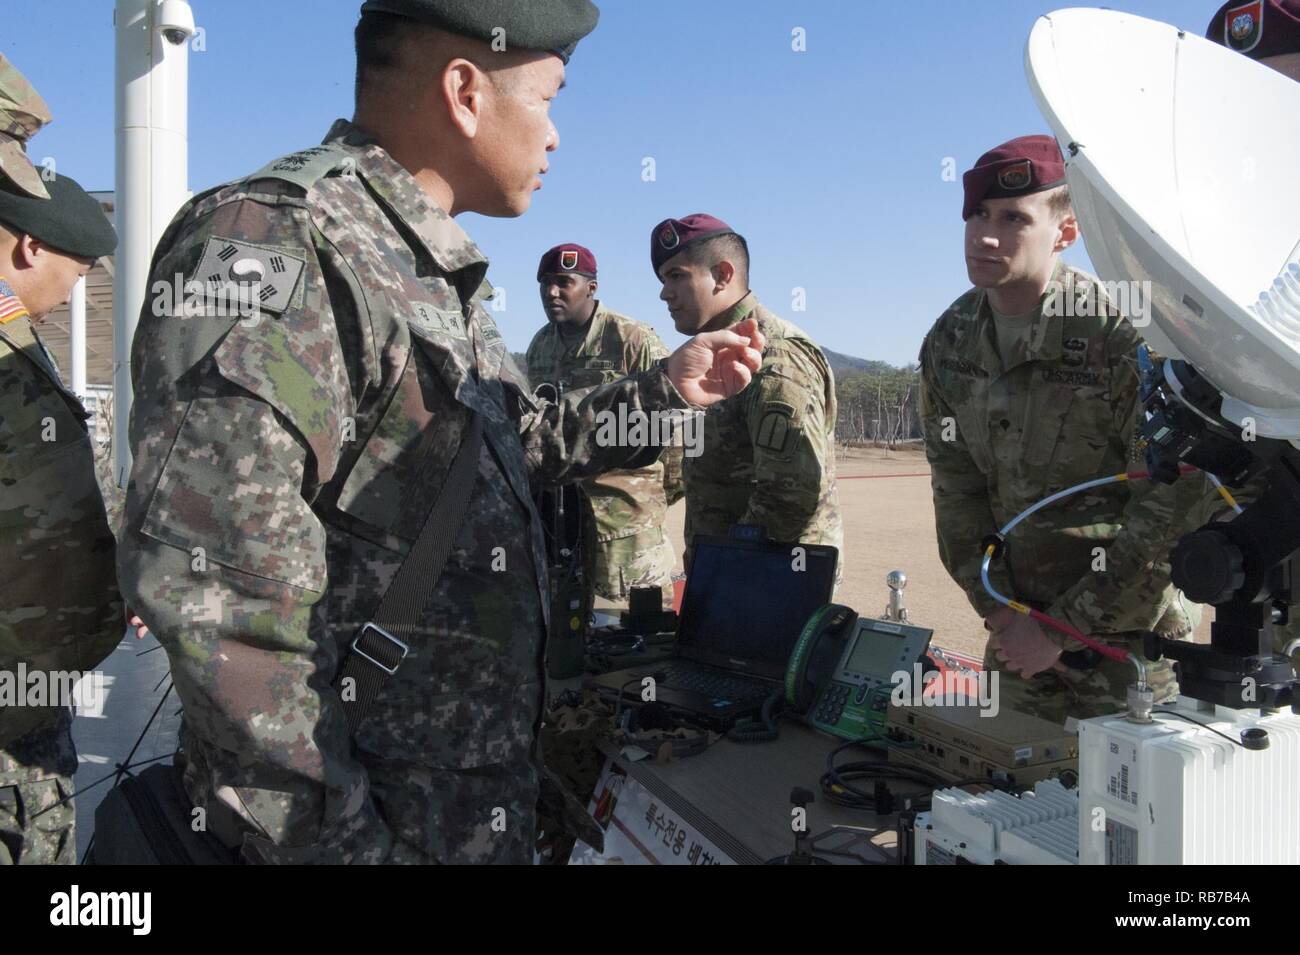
[
  {"left": 920, "top": 136, "right": 1213, "bottom": 724},
  {"left": 0, "top": 56, "right": 122, "bottom": 864},
  {"left": 116, "top": 1, "right": 764, "bottom": 864},
  {"left": 652, "top": 214, "right": 843, "bottom": 581},
  {"left": 527, "top": 243, "right": 681, "bottom": 601}
]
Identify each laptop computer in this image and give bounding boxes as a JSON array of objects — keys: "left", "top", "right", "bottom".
[{"left": 594, "top": 534, "right": 838, "bottom": 729}]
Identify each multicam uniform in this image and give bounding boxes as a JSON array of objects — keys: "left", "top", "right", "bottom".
[
  {"left": 683, "top": 293, "right": 843, "bottom": 574},
  {"left": 117, "top": 121, "right": 694, "bottom": 864},
  {"left": 920, "top": 264, "right": 1214, "bottom": 722},
  {"left": 0, "top": 55, "right": 122, "bottom": 866},
  {"left": 0, "top": 54, "right": 50, "bottom": 201},
  {"left": 527, "top": 303, "right": 681, "bottom": 599},
  {"left": 0, "top": 294, "right": 123, "bottom": 864}
]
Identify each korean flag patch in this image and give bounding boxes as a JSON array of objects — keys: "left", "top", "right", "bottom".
[{"left": 192, "top": 237, "right": 307, "bottom": 316}]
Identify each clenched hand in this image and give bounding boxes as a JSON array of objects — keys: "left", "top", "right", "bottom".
[{"left": 664, "top": 317, "right": 765, "bottom": 407}]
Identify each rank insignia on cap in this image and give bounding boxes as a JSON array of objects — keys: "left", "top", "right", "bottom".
[
  {"left": 657, "top": 222, "right": 680, "bottom": 250},
  {"left": 997, "top": 160, "right": 1033, "bottom": 191},
  {"left": 1226, "top": 0, "right": 1264, "bottom": 50},
  {"left": 560, "top": 249, "right": 579, "bottom": 270}
]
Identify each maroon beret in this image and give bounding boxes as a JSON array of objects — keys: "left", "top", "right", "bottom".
[
  {"left": 537, "top": 242, "right": 597, "bottom": 282},
  {"left": 1207, "top": 0, "right": 1300, "bottom": 59},
  {"left": 650, "top": 213, "right": 740, "bottom": 276},
  {"left": 961, "top": 135, "right": 1066, "bottom": 221}
]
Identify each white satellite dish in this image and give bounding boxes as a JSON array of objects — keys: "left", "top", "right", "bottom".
[{"left": 1026, "top": 8, "right": 1300, "bottom": 440}]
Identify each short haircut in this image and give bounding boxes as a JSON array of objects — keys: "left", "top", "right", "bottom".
[
  {"left": 355, "top": 11, "right": 409, "bottom": 101},
  {"left": 675, "top": 233, "right": 750, "bottom": 286},
  {"left": 354, "top": 11, "right": 528, "bottom": 104},
  {"left": 1046, "top": 185, "right": 1074, "bottom": 220}
]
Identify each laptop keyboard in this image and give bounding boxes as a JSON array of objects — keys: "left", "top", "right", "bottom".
[{"left": 659, "top": 664, "right": 773, "bottom": 705}]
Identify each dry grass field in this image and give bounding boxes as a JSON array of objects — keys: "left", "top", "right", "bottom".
[{"left": 657, "top": 445, "right": 1213, "bottom": 659}]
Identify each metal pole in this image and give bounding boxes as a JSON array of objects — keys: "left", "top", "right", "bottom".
[
  {"left": 113, "top": 0, "right": 193, "bottom": 488},
  {"left": 69, "top": 275, "right": 87, "bottom": 399}
]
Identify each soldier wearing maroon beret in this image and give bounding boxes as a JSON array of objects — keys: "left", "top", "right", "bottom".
[
  {"left": 919, "top": 135, "right": 1212, "bottom": 723},
  {"left": 651, "top": 213, "right": 843, "bottom": 580},
  {"left": 526, "top": 243, "right": 681, "bottom": 603},
  {"left": 1207, "top": 0, "right": 1300, "bottom": 81}
]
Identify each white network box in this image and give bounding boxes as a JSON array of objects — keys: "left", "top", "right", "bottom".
[
  {"left": 913, "top": 779, "right": 1078, "bottom": 865},
  {"left": 1078, "top": 700, "right": 1300, "bottom": 864}
]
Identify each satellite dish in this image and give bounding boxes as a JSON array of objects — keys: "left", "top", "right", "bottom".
[{"left": 1025, "top": 8, "right": 1300, "bottom": 441}]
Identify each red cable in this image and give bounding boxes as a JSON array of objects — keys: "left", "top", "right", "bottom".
[
  {"left": 1026, "top": 609, "right": 1131, "bottom": 663},
  {"left": 1004, "top": 463, "right": 1201, "bottom": 665}
]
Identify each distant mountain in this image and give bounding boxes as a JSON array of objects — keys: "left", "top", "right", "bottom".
[
  {"left": 514, "top": 345, "right": 902, "bottom": 384},
  {"left": 822, "top": 348, "right": 899, "bottom": 378}
]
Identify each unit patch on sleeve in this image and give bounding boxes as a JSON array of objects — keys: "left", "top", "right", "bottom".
[{"left": 755, "top": 401, "right": 796, "bottom": 454}]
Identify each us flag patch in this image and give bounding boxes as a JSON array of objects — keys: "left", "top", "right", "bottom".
[{"left": 0, "top": 277, "right": 29, "bottom": 324}]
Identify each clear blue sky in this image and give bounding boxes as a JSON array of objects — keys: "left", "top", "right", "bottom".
[{"left": 3, "top": 0, "right": 1208, "bottom": 365}]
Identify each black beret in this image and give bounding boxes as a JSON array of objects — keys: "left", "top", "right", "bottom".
[
  {"left": 0, "top": 172, "right": 116, "bottom": 259},
  {"left": 359, "top": 0, "right": 600, "bottom": 64}
]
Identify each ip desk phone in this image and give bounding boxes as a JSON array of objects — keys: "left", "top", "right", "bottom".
[{"left": 785, "top": 604, "right": 935, "bottom": 741}]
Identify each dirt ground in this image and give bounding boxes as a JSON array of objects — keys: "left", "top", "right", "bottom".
[{"left": 660, "top": 445, "right": 1212, "bottom": 658}]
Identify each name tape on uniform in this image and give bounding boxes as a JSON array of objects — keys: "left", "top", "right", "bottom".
[{"left": 412, "top": 301, "right": 467, "bottom": 339}]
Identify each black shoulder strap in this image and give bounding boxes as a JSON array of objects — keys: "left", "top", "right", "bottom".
[{"left": 333, "top": 413, "right": 484, "bottom": 735}]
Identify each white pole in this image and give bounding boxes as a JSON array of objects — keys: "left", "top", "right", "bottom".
[
  {"left": 113, "top": 0, "right": 194, "bottom": 488},
  {"left": 70, "top": 275, "right": 87, "bottom": 399}
]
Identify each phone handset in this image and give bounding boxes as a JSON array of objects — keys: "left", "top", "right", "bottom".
[
  {"left": 784, "top": 604, "right": 860, "bottom": 717},
  {"left": 730, "top": 603, "right": 860, "bottom": 744}
]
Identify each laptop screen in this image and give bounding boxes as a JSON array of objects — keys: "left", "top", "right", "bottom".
[{"left": 677, "top": 536, "right": 839, "bottom": 681}]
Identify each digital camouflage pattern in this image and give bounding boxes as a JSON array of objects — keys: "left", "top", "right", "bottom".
[
  {"left": 683, "top": 293, "right": 843, "bottom": 576},
  {"left": 0, "top": 54, "right": 51, "bottom": 200},
  {"left": 920, "top": 264, "right": 1217, "bottom": 722},
  {"left": 0, "top": 706, "right": 76, "bottom": 865},
  {"left": 526, "top": 304, "right": 681, "bottom": 598},
  {"left": 118, "top": 120, "right": 694, "bottom": 865},
  {"left": 1, "top": 299, "right": 123, "bottom": 864}
]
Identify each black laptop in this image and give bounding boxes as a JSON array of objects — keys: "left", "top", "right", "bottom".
[{"left": 594, "top": 534, "right": 838, "bottom": 728}]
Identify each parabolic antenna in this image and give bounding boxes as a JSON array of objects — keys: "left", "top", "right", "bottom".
[{"left": 1026, "top": 8, "right": 1300, "bottom": 440}]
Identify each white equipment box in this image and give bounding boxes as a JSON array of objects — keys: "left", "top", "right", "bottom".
[
  {"left": 913, "top": 779, "right": 1078, "bottom": 865},
  {"left": 1078, "top": 701, "right": 1300, "bottom": 864}
]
